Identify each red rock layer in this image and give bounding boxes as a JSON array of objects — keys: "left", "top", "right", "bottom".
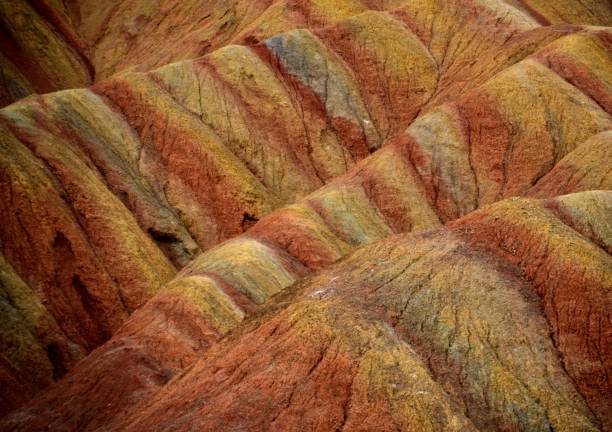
[
  {"left": 0, "top": 0, "right": 611, "bottom": 426},
  {"left": 2, "top": 27, "right": 610, "bottom": 426},
  {"left": 10, "top": 192, "right": 605, "bottom": 431},
  {"left": 3, "top": 0, "right": 611, "bottom": 107},
  {"left": 113, "top": 192, "right": 609, "bottom": 431}
]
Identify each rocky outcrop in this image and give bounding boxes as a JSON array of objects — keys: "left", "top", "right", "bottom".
[
  {"left": 116, "top": 192, "right": 612, "bottom": 431},
  {"left": 2, "top": 0, "right": 611, "bottom": 107},
  {"left": 7, "top": 192, "right": 608, "bottom": 430},
  {"left": 2, "top": 25, "right": 611, "bottom": 427},
  {"left": 0, "top": 0, "right": 611, "bottom": 429}
]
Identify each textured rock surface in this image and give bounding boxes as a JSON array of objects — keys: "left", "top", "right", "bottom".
[
  {"left": 7, "top": 193, "right": 608, "bottom": 430},
  {"left": 122, "top": 198, "right": 608, "bottom": 431},
  {"left": 1, "top": 0, "right": 610, "bottom": 107},
  {"left": 0, "top": 0, "right": 611, "bottom": 430}
]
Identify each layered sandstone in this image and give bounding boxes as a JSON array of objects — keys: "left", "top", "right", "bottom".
[{"left": 0, "top": 0, "right": 611, "bottom": 430}]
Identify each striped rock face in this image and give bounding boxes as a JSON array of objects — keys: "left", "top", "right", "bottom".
[
  {"left": 0, "top": 0, "right": 611, "bottom": 430},
  {"left": 119, "top": 193, "right": 610, "bottom": 432}
]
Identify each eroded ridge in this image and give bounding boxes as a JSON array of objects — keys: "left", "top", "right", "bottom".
[
  {"left": 0, "top": 0, "right": 611, "bottom": 427},
  {"left": 2, "top": 34, "right": 611, "bottom": 429}
]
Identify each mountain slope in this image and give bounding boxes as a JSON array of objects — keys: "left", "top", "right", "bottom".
[
  {"left": 2, "top": 29, "right": 611, "bottom": 427},
  {"left": 2, "top": 0, "right": 611, "bottom": 107},
  {"left": 4, "top": 191, "right": 609, "bottom": 431},
  {"left": 0, "top": 0, "right": 611, "bottom": 428}
]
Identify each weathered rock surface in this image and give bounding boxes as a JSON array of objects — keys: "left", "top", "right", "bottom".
[
  {"left": 0, "top": 0, "right": 611, "bottom": 429},
  {"left": 117, "top": 192, "right": 612, "bottom": 431},
  {"left": 2, "top": 0, "right": 611, "bottom": 106},
  {"left": 6, "top": 192, "right": 608, "bottom": 431}
]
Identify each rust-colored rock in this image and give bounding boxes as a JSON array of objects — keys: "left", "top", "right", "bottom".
[{"left": 0, "top": 0, "right": 611, "bottom": 430}]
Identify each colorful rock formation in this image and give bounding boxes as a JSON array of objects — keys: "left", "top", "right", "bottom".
[{"left": 0, "top": 0, "right": 611, "bottom": 430}]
